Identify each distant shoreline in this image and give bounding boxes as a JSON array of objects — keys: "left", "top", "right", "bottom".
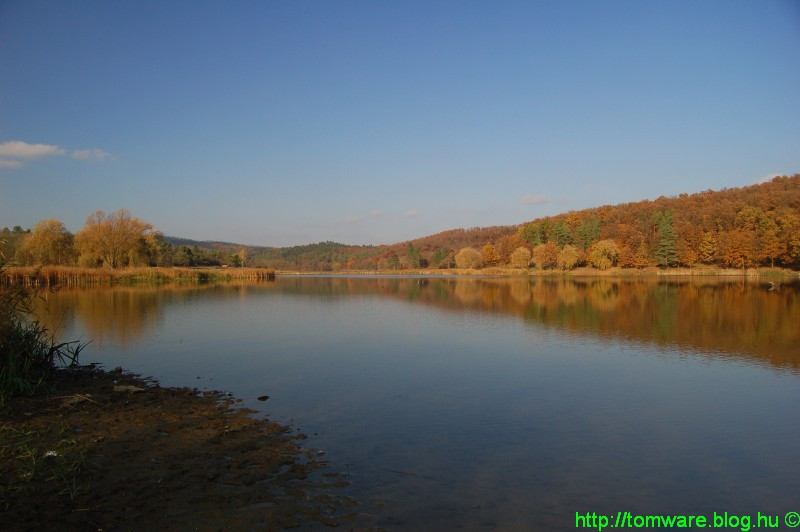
[
  {"left": 2, "top": 264, "right": 797, "bottom": 286},
  {"left": 276, "top": 266, "right": 797, "bottom": 278}
]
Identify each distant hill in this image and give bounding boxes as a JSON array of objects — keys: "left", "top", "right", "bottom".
[
  {"left": 164, "top": 236, "right": 275, "bottom": 253},
  {"left": 165, "top": 174, "right": 800, "bottom": 271}
]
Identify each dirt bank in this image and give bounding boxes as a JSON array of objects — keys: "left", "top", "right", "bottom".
[{"left": 1, "top": 367, "right": 360, "bottom": 530}]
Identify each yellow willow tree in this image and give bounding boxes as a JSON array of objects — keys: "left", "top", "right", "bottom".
[
  {"left": 16, "top": 219, "right": 76, "bottom": 265},
  {"left": 75, "top": 209, "right": 153, "bottom": 268}
]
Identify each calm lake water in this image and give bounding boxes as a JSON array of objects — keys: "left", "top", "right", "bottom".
[{"left": 35, "top": 276, "right": 800, "bottom": 530}]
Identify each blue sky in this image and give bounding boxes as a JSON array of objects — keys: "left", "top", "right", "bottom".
[{"left": 1, "top": 1, "right": 799, "bottom": 246}]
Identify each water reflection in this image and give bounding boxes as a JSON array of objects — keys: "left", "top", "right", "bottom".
[
  {"left": 30, "top": 276, "right": 800, "bottom": 529},
  {"left": 35, "top": 282, "right": 258, "bottom": 350},
  {"left": 36, "top": 276, "right": 800, "bottom": 370}
]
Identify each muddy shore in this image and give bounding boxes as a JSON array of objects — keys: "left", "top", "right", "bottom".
[{"left": 1, "top": 367, "right": 361, "bottom": 530}]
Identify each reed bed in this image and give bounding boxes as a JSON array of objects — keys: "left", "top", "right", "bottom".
[{"left": 1, "top": 266, "right": 276, "bottom": 286}]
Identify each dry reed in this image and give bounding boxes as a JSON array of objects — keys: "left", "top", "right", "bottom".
[{"left": 1, "top": 266, "right": 276, "bottom": 286}]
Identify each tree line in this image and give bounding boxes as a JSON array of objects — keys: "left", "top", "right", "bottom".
[
  {"left": 376, "top": 174, "right": 800, "bottom": 271},
  {"left": 3, "top": 175, "right": 799, "bottom": 272},
  {"left": 0, "top": 209, "right": 249, "bottom": 269}
]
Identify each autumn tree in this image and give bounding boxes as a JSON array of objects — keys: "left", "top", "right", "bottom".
[
  {"left": 698, "top": 231, "right": 718, "bottom": 264},
  {"left": 633, "top": 239, "right": 649, "bottom": 268},
  {"left": 675, "top": 223, "right": 700, "bottom": 266},
  {"left": 0, "top": 226, "right": 30, "bottom": 262},
  {"left": 16, "top": 219, "right": 76, "bottom": 265},
  {"left": 75, "top": 209, "right": 153, "bottom": 268},
  {"left": 789, "top": 231, "right": 800, "bottom": 267},
  {"left": 509, "top": 247, "right": 532, "bottom": 269},
  {"left": 481, "top": 243, "right": 500, "bottom": 266},
  {"left": 617, "top": 244, "right": 635, "bottom": 268},
  {"left": 496, "top": 234, "right": 524, "bottom": 264},
  {"left": 588, "top": 239, "right": 619, "bottom": 270},
  {"left": 720, "top": 229, "right": 755, "bottom": 269},
  {"left": 556, "top": 244, "right": 579, "bottom": 270},
  {"left": 455, "top": 247, "right": 482, "bottom": 269},
  {"left": 532, "top": 242, "right": 559, "bottom": 270},
  {"left": 777, "top": 211, "right": 800, "bottom": 267}
]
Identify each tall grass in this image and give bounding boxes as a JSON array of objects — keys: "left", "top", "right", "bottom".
[
  {"left": 0, "top": 262, "right": 84, "bottom": 405},
  {"left": 1, "top": 266, "right": 276, "bottom": 287}
]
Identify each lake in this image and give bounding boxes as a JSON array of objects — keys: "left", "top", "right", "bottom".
[{"left": 35, "top": 275, "right": 800, "bottom": 530}]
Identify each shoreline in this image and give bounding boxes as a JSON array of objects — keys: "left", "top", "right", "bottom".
[
  {"left": 1, "top": 264, "right": 797, "bottom": 287},
  {"left": 275, "top": 266, "right": 797, "bottom": 278},
  {"left": 1, "top": 266, "right": 275, "bottom": 286},
  {"left": 0, "top": 366, "right": 358, "bottom": 530}
]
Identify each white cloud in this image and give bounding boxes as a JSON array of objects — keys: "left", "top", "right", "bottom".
[
  {"left": 753, "top": 173, "right": 779, "bottom": 185},
  {"left": 0, "top": 140, "right": 65, "bottom": 159},
  {"left": 0, "top": 159, "right": 23, "bottom": 169},
  {"left": 521, "top": 194, "right": 548, "bottom": 205},
  {"left": 72, "top": 148, "right": 113, "bottom": 161},
  {"left": 403, "top": 210, "right": 420, "bottom": 218}
]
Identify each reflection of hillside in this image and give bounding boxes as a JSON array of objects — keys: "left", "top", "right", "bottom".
[
  {"left": 273, "top": 276, "right": 800, "bottom": 370},
  {"left": 32, "top": 276, "right": 800, "bottom": 370}
]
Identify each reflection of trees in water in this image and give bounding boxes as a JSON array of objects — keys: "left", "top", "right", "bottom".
[
  {"left": 33, "top": 276, "right": 800, "bottom": 370},
  {"left": 34, "top": 281, "right": 274, "bottom": 350},
  {"left": 323, "top": 276, "right": 799, "bottom": 370},
  {"left": 454, "top": 280, "right": 482, "bottom": 305},
  {"left": 508, "top": 279, "right": 532, "bottom": 304},
  {"left": 35, "top": 286, "right": 166, "bottom": 350}
]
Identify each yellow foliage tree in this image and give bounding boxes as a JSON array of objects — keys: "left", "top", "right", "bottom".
[
  {"left": 455, "top": 248, "right": 482, "bottom": 269},
  {"left": 509, "top": 247, "right": 532, "bottom": 269},
  {"left": 588, "top": 239, "right": 619, "bottom": 270},
  {"left": 16, "top": 219, "right": 76, "bottom": 265},
  {"left": 481, "top": 243, "right": 500, "bottom": 266},
  {"left": 532, "top": 242, "right": 559, "bottom": 270},
  {"left": 75, "top": 209, "right": 153, "bottom": 268},
  {"left": 556, "top": 244, "right": 579, "bottom": 270}
]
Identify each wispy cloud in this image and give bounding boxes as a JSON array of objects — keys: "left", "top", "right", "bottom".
[
  {"left": 0, "top": 140, "right": 112, "bottom": 169},
  {"left": 403, "top": 210, "right": 420, "bottom": 218},
  {"left": 0, "top": 159, "right": 23, "bottom": 169},
  {"left": 72, "top": 148, "right": 113, "bottom": 161},
  {"left": 520, "top": 194, "right": 548, "bottom": 205},
  {"left": 753, "top": 173, "right": 779, "bottom": 185},
  {"left": 344, "top": 209, "right": 385, "bottom": 224},
  {"left": 0, "top": 140, "right": 65, "bottom": 160}
]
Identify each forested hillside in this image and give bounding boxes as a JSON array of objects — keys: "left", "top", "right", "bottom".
[
  {"left": 277, "top": 173, "right": 800, "bottom": 271},
  {"left": 3, "top": 174, "right": 799, "bottom": 272}
]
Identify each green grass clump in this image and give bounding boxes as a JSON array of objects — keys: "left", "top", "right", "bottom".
[
  {"left": 0, "top": 423, "right": 90, "bottom": 510},
  {"left": 0, "top": 260, "right": 84, "bottom": 406}
]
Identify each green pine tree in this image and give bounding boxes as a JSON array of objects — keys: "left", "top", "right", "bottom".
[{"left": 654, "top": 211, "right": 677, "bottom": 267}]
